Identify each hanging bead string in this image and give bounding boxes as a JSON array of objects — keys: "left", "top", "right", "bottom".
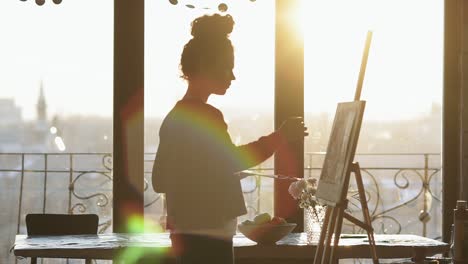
[
  {"left": 19, "top": 0, "right": 62, "bottom": 6},
  {"left": 169, "top": 0, "right": 257, "bottom": 13}
]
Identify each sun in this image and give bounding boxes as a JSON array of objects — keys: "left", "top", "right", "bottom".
[
  {"left": 274, "top": 0, "right": 307, "bottom": 41},
  {"left": 288, "top": 0, "right": 307, "bottom": 40}
]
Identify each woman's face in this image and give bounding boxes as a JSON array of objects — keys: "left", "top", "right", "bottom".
[
  {"left": 205, "top": 50, "right": 236, "bottom": 95},
  {"left": 187, "top": 46, "right": 236, "bottom": 96},
  {"left": 210, "top": 65, "right": 236, "bottom": 95}
]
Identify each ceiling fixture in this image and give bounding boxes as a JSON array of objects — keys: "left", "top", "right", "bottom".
[
  {"left": 19, "top": 0, "right": 62, "bottom": 6},
  {"left": 169, "top": 0, "right": 256, "bottom": 12}
]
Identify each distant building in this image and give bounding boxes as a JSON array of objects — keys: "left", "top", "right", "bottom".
[
  {"left": 37, "top": 81, "right": 47, "bottom": 122},
  {"left": 0, "top": 81, "right": 52, "bottom": 152},
  {"left": 0, "top": 98, "right": 22, "bottom": 125},
  {"left": 24, "top": 81, "right": 52, "bottom": 152},
  {"left": 0, "top": 98, "right": 23, "bottom": 152}
]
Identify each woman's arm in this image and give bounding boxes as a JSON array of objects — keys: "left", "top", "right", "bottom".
[
  {"left": 233, "top": 131, "right": 285, "bottom": 170},
  {"left": 220, "top": 117, "right": 307, "bottom": 173},
  {"left": 200, "top": 105, "right": 308, "bottom": 175}
]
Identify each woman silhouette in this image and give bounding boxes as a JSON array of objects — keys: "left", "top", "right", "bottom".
[{"left": 152, "top": 13, "right": 307, "bottom": 264}]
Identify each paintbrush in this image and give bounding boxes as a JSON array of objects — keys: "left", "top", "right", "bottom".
[{"left": 236, "top": 170, "right": 301, "bottom": 181}]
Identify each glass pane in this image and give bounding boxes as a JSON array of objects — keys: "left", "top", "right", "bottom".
[
  {"left": 145, "top": 0, "right": 275, "bottom": 229},
  {"left": 0, "top": 1, "right": 113, "bottom": 263},
  {"left": 303, "top": 0, "right": 443, "bottom": 238}
]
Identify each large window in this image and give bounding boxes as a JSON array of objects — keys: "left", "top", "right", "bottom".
[
  {"left": 0, "top": 1, "right": 113, "bottom": 263},
  {"left": 144, "top": 0, "right": 444, "bottom": 237},
  {"left": 303, "top": 0, "right": 443, "bottom": 238}
]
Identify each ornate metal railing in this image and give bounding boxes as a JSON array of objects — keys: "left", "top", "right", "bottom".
[
  {"left": 307, "top": 152, "right": 442, "bottom": 239},
  {"left": 0, "top": 152, "right": 442, "bottom": 263},
  {"left": 242, "top": 153, "right": 442, "bottom": 239}
]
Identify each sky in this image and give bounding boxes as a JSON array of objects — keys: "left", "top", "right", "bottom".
[{"left": 0, "top": 0, "right": 443, "bottom": 121}]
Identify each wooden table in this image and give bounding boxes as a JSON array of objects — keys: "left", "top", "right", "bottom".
[{"left": 13, "top": 233, "right": 449, "bottom": 263}]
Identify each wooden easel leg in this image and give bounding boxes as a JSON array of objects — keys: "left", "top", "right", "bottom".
[
  {"left": 367, "top": 230, "right": 378, "bottom": 264},
  {"left": 353, "top": 163, "right": 379, "bottom": 264},
  {"left": 330, "top": 204, "right": 345, "bottom": 263},
  {"left": 315, "top": 160, "right": 380, "bottom": 264},
  {"left": 314, "top": 206, "right": 332, "bottom": 264},
  {"left": 322, "top": 207, "right": 339, "bottom": 264}
]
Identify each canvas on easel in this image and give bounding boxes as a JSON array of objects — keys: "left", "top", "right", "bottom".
[
  {"left": 313, "top": 31, "right": 379, "bottom": 264},
  {"left": 315, "top": 101, "right": 365, "bottom": 206}
]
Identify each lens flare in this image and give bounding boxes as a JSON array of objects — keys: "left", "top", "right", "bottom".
[{"left": 114, "top": 214, "right": 168, "bottom": 263}]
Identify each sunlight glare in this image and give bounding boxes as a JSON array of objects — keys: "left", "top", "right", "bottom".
[
  {"left": 54, "top": 136, "right": 66, "bottom": 151},
  {"left": 291, "top": 0, "right": 306, "bottom": 39},
  {"left": 49, "top": 126, "right": 57, "bottom": 134}
]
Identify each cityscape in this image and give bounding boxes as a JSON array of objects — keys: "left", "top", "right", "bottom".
[{"left": 0, "top": 84, "right": 442, "bottom": 154}]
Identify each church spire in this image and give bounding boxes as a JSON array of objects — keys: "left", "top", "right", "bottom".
[{"left": 37, "top": 80, "right": 47, "bottom": 121}]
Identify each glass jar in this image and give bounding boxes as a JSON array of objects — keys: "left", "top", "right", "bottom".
[{"left": 304, "top": 205, "right": 325, "bottom": 244}]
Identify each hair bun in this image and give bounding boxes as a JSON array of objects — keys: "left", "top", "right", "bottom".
[{"left": 191, "top": 14, "right": 234, "bottom": 39}]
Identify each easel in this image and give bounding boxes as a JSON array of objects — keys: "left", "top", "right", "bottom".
[{"left": 313, "top": 31, "right": 379, "bottom": 264}]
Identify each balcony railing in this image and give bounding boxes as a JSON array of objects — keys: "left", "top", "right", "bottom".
[
  {"left": 1, "top": 152, "right": 442, "bottom": 263},
  {"left": 241, "top": 152, "right": 442, "bottom": 239}
]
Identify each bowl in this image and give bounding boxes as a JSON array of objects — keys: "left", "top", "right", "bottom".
[{"left": 238, "top": 223, "right": 297, "bottom": 244}]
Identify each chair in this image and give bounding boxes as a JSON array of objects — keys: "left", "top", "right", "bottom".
[{"left": 25, "top": 213, "right": 99, "bottom": 264}]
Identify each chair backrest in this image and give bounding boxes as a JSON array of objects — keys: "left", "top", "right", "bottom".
[{"left": 26, "top": 214, "right": 99, "bottom": 236}]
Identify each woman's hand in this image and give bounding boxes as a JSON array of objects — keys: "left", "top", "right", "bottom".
[{"left": 278, "top": 116, "right": 308, "bottom": 142}]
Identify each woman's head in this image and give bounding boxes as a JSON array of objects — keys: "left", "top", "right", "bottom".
[{"left": 180, "top": 14, "right": 236, "bottom": 95}]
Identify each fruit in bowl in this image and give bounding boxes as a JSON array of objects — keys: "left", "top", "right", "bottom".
[{"left": 238, "top": 213, "right": 297, "bottom": 244}]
